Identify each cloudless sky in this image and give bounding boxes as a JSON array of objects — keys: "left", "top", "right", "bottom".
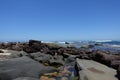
[{"left": 0, "top": 0, "right": 120, "bottom": 41}]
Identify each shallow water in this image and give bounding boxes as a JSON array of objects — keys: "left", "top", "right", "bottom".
[{"left": 40, "top": 66, "right": 78, "bottom": 80}]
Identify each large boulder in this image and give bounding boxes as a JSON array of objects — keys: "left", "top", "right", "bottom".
[
  {"left": 0, "top": 56, "right": 57, "bottom": 80},
  {"left": 76, "top": 59, "right": 118, "bottom": 80},
  {"left": 29, "top": 40, "right": 41, "bottom": 46},
  {"left": 92, "top": 50, "right": 120, "bottom": 68},
  {"left": 91, "top": 50, "right": 112, "bottom": 66},
  {"left": 23, "top": 40, "right": 48, "bottom": 53}
]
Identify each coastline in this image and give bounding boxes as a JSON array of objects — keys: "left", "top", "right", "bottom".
[{"left": 0, "top": 40, "right": 120, "bottom": 80}]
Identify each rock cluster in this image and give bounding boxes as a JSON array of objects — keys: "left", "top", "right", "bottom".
[{"left": 0, "top": 40, "right": 120, "bottom": 80}]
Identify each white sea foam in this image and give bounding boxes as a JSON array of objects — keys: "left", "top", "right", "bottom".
[
  {"left": 57, "top": 42, "right": 66, "bottom": 44},
  {"left": 41, "top": 41, "right": 54, "bottom": 43},
  {"left": 110, "top": 45, "right": 120, "bottom": 48},
  {"left": 95, "top": 40, "right": 112, "bottom": 42}
]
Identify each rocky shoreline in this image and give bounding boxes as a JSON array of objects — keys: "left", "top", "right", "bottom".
[{"left": 0, "top": 40, "right": 120, "bottom": 80}]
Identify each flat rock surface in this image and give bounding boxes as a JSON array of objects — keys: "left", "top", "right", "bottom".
[
  {"left": 76, "top": 58, "right": 118, "bottom": 80},
  {"left": 13, "top": 77, "right": 39, "bottom": 80},
  {"left": 0, "top": 49, "right": 25, "bottom": 61},
  {"left": 0, "top": 56, "right": 56, "bottom": 80}
]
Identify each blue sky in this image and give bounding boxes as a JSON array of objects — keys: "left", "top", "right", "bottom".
[{"left": 0, "top": 0, "right": 120, "bottom": 41}]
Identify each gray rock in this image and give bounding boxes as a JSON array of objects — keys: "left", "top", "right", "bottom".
[
  {"left": 0, "top": 56, "right": 57, "bottom": 80},
  {"left": 76, "top": 59, "right": 118, "bottom": 80},
  {"left": 49, "top": 59, "right": 63, "bottom": 66},
  {"left": 0, "top": 50, "right": 4, "bottom": 53},
  {"left": 18, "top": 51, "right": 29, "bottom": 57},
  {"left": 13, "top": 77, "right": 39, "bottom": 80},
  {"left": 49, "top": 55, "right": 64, "bottom": 66},
  {"left": 30, "top": 52, "right": 43, "bottom": 58},
  {"left": 31, "top": 52, "right": 52, "bottom": 63},
  {"left": 0, "top": 50, "right": 21, "bottom": 60},
  {"left": 30, "top": 52, "right": 64, "bottom": 67},
  {"left": 65, "top": 57, "right": 76, "bottom": 66}
]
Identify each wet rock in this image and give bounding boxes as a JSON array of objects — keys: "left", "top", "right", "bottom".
[
  {"left": 0, "top": 56, "right": 57, "bottom": 80},
  {"left": 40, "top": 76, "right": 56, "bottom": 80}
]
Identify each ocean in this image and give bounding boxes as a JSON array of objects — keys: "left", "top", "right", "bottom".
[{"left": 42, "top": 40, "right": 120, "bottom": 53}]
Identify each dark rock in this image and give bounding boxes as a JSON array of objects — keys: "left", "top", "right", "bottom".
[
  {"left": 94, "top": 43, "right": 103, "bottom": 46},
  {"left": 49, "top": 59, "right": 63, "bottom": 67},
  {"left": 0, "top": 56, "right": 57, "bottom": 80},
  {"left": 57, "top": 47, "right": 66, "bottom": 54},
  {"left": 111, "top": 60, "right": 120, "bottom": 69},
  {"left": 92, "top": 50, "right": 120, "bottom": 67},
  {"left": 81, "top": 45, "right": 94, "bottom": 49},
  {"left": 65, "top": 42, "right": 69, "bottom": 44},
  {"left": 64, "top": 47, "right": 79, "bottom": 55},
  {"left": 29, "top": 40, "right": 41, "bottom": 46},
  {"left": 49, "top": 55, "right": 64, "bottom": 67},
  {"left": 91, "top": 50, "right": 112, "bottom": 66},
  {"left": 23, "top": 40, "right": 50, "bottom": 53},
  {"left": 4, "top": 42, "right": 17, "bottom": 50},
  {"left": 62, "top": 53, "right": 71, "bottom": 58},
  {"left": 117, "top": 65, "right": 120, "bottom": 80},
  {"left": 12, "top": 43, "right": 24, "bottom": 51},
  {"left": 0, "top": 43, "right": 5, "bottom": 49}
]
